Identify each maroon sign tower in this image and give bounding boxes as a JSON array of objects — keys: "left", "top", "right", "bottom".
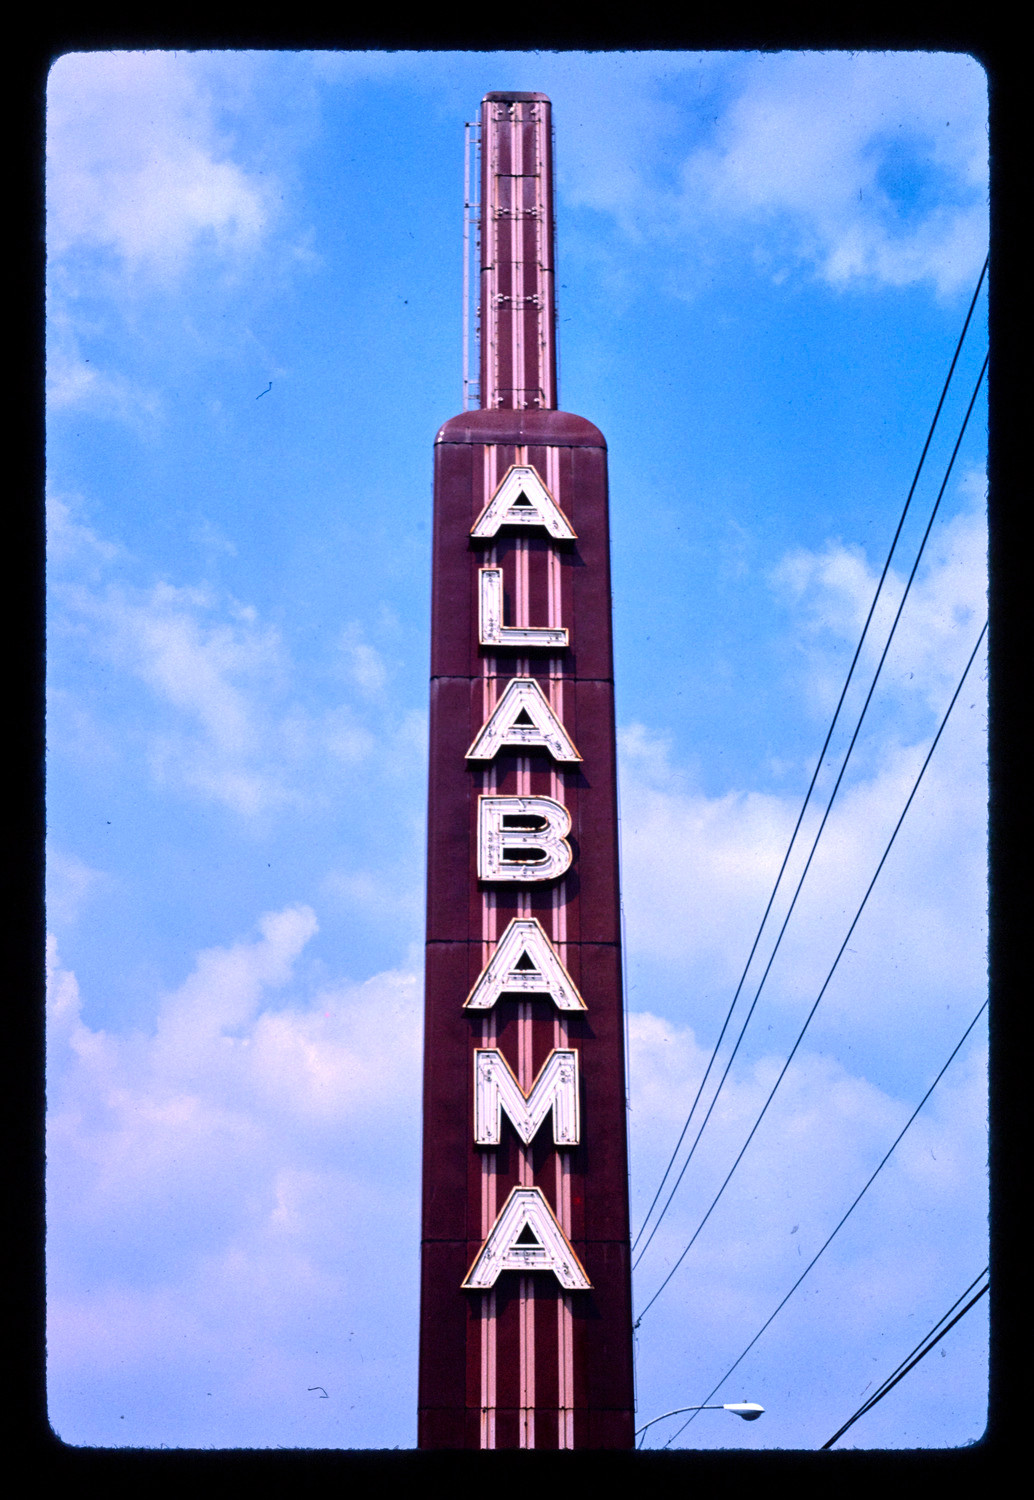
[{"left": 419, "top": 92, "right": 635, "bottom": 1450}]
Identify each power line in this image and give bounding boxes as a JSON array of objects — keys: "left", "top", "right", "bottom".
[
  {"left": 635, "top": 619, "right": 987, "bottom": 1325},
  {"left": 651, "top": 999, "right": 988, "bottom": 1448},
  {"left": 820, "top": 1270, "right": 989, "bottom": 1449},
  {"left": 631, "top": 258, "right": 988, "bottom": 1259},
  {"left": 633, "top": 356, "right": 987, "bottom": 1275}
]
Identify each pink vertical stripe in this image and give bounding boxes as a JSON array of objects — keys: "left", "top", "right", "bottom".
[
  {"left": 550, "top": 442, "right": 574, "bottom": 1443},
  {"left": 479, "top": 447, "right": 501, "bottom": 1447},
  {"left": 519, "top": 1276, "right": 536, "bottom": 1447},
  {"left": 480, "top": 1287, "right": 497, "bottom": 1450},
  {"left": 511, "top": 115, "right": 523, "bottom": 410}
]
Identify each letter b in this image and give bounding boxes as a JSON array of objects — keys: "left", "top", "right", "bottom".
[{"left": 478, "top": 796, "right": 573, "bottom": 882}]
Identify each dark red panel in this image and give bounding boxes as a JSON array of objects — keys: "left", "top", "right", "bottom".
[
  {"left": 418, "top": 1239, "right": 475, "bottom": 1417},
  {"left": 437, "top": 409, "right": 605, "bottom": 450},
  {"left": 577, "top": 1244, "right": 636, "bottom": 1411},
  {"left": 425, "top": 679, "right": 476, "bottom": 941},
  {"left": 429, "top": 444, "right": 475, "bottom": 680},
  {"left": 417, "top": 1406, "right": 467, "bottom": 1449},
  {"left": 421, "top": 941, "right": 477, "bottom": 1237}
]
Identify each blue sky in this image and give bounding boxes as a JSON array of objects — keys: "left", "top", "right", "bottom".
[{"left": 45, "top": 50, "right": 988, "bottom": 1451}]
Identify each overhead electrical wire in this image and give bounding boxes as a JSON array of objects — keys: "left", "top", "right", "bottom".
[
  {"left": 635, "top": 618, "right": 988, "bottom": 1327},
  {"left": 819, "top": 1269, "right": 990, "bottom": 1449},
  {"left": 647, "top": 998, "right": 989, "bottom": 1449},
  {"left": 633, "top": 354, "right": 988, "bottom": 1277},
  {"left": 632, "top": 257, "right": 988, "bottom": 1260}
]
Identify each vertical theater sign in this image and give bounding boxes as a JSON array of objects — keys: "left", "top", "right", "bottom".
[{"left": 419, "top": 93, "right": 635, "bottom": 1449}]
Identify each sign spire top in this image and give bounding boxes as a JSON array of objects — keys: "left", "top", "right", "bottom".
[{"left": 478, "top": 93, "right": 558, "bottom": 411}]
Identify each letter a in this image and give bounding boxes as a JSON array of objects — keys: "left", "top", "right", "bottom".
[
  {"left": 478, "top": 796, "right": 572, "bottom": 882},
  {"left": 466, "top": 677, "right": 581, "bottom": 763},
  {"left": 464, "top": 917, "right": 586, "bottom": 1012},
  {"left": 462, "top": 1187, "right": 591, "bottom": 1290},
  {"left": 470, "top": 464, "right": 576, "bottom": 541}
]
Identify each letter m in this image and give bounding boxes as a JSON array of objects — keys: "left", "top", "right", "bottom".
[{"left": 474, "top": 1048, "right": 580, "bottom": 1146}]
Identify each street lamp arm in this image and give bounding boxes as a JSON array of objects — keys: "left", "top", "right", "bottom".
[{"left": 635, "top": 1402, "right": 764, "bottom": 1441}]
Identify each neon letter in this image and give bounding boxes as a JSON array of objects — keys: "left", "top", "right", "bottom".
[
  {"left": 470, "top": 464, "right": 576, "bottom": 541},
  {"left": 479, "top": 568, "right": 569, "bottom": 650},
  {"left": 474, "top": 1048, "right": 580, "bottom": 1146},
  {"left": 478, "top": 796, "right": 572, "bottom": 882},
  {"left": 466, "top": 676, "right": 581, "bottom": 763},
  {"left": 462, "top": 1187, "right": 591, "bottom": 1290},
  {"left": 464, "top": 917, "right": 586, "bottom": 1012}
]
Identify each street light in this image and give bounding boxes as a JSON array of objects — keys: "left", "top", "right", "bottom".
[{"left": 636, "top": 1402, "right": 765, "bottom": 1447}]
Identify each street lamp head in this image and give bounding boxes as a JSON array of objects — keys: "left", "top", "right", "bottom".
[{"left": 723, "top": 1402, "right": 765, "bottom": 1420}]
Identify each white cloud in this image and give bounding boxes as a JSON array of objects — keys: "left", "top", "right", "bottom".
[
  {"left": 620, "top": 728, "right": 796, "bottom": 984},
  {"left": 321, "top": 864, "right": 423, "bottom": 935},
  {"left": 46, "top": 848, "right": 110, "bottom": 928},
  {"left": 618, "top": 491, "right": 987, "bottom": 1057},
  {"left": 337, "top": 625, "right": 391, "bottom": 699},
  {"left": 46, "top": 912, "right": 422, "bottom": 1447},
  {"left": 682, "top": 54, "right": 987, "bottom": 296},
  {"left": 771, "top": 475, "right": 987, "bottom": 718},
  {"left": 46, "top": 320, "right": 164, "bottom": 425},
  {"left": 45, "top": 901, "right": 986, "bottom": 1448},
  {"left": 627, "top": 1008, "right": 988, "bottom": 1448},
  {"left": 56, "top": 574, "right": 296, "bottom": 816},
  {"left": 48, "top": 52, "right": 271, "bottom": 272},
  {"left": 553, "top": 52, "right": 987, "bottom": 297},
  {"left": 618, "top": 484, "right": 987, "bottom": 1445},
  {"left": 49, "top": 498, "right": 429, "bottom": 821},
  {"left": 46, "top": 494, "right": 122, "bottom": 575}
]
